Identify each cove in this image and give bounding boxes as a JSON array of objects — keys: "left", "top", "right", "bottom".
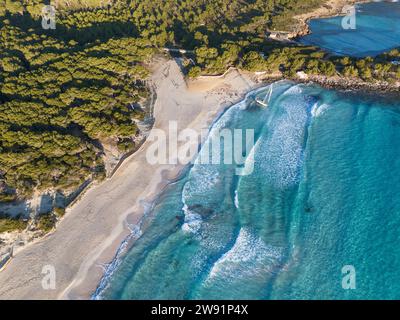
[{"left": 299, "top": 2, "right": 400, "bottom": 57}]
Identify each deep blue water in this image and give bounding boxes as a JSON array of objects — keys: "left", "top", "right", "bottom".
[
  {"left": 300, "top": 2, "right": 400, "bottom": 57},
  {"left": 96, "top": 82, "right": 400, "bottom": 300}
]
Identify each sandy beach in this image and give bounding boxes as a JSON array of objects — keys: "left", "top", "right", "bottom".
[
  {"left": 0, "top": 57, "right": 255, "bottom": 299},
  {"left": 0, "top": 0, "right": 376, "bottom": 300}
]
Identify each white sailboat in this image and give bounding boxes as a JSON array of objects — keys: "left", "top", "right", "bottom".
[{"left": 255, "top": 84, "right": 273, "bottom": 108}]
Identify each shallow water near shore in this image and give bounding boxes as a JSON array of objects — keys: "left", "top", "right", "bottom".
[
  {"left": 97, "top": 81, "right": 400, "bottom": 300},
  {"left": 300, "top": 2, "right": 400, "bottom": 57}
]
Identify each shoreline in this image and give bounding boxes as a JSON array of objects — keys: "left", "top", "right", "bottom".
[
  {"left": 63, "top": 62, "right": 260, "bottom": 299},
  {"left": 0, "top": 67, "right": 397, "bottom": 299},
  {"left": 89, "top": 77, "right": 400, "bottom": 299},
  {"left": 92, "top": 78, "right": 271, "bottom": 299},
  {"left": 298, "top": 77, "right": 400, "bottom": 96},
  {"left": 0, "top": 0, "right": 397, "bottom": 299},
  {"left": 272, "top": 74, "right": 400, "bottom": 95},
  {"left": 0, "top": 57, "right": 257, "bottom": 299},
  {"left": 66, "top": 73, "right": 399, "bottom": 299},
  {"left": 67, "top": 65, "right": 263, "bottom": 300},
  {"left": 292, "top": 0, "right": 371, "bottom": 38}
]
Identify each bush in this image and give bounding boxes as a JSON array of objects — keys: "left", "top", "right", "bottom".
[
  {"left": 188, "top": 66, "right": 202, "bottom": 78},
  {"left": 37, "top": 214, "right": 56, "bottom": 233},
  {"left": 0, "top": 217, "right": 28, "bottom": 233},
  {"left": 117, "top": 139, "right": 135, "bottom": 153},
  {"left": 53, "top": 207, "right": 66, "bottom": 218}
]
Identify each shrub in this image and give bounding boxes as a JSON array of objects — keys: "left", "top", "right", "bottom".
[
  {"left": 37, "top": 214, "right": 56, "bottom": 233},
  {"left": 53, "top": 207, "right": 66, "bottom": 218},
  {"left": 0, "top": 217, "right": 28, "bottom": 233}
]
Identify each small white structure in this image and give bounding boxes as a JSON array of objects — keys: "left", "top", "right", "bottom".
[
  {"left": 267, "top": 31, "right": 291, "bottom": 41},
  {"left": 163, "top": 48, "right": 194, "bottom": 54},
  {"left": 297, "top": 71, "right": 308, "bottom": 80}
]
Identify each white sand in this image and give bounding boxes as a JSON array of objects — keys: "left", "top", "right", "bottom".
[{"left": 0, "top": 58, "right": 256, "bottom": 299}]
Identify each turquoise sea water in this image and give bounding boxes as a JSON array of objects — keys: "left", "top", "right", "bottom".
[
  {"left": 96, "top": 81, "right": 400, "bottom": 300},
  {"left": 300, "top": 2, "right": 400, "bottom": 57}
]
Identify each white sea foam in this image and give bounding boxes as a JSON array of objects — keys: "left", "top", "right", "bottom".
[
  {"left": 181, "top": 204, "right": 203, "bottom": 234},
  {"left": 205, "top": 228, "right": 283, "bottom": 283},
  {"left": 180, "top": 165, "right": 222, "bottom": 235},
  {"left": 180, "top": 166, "right": 222, "bottom": 236},
  {"left": 234, "top": 190, "right": 239, "bottom": 209},
  {"left": 238, "top": 133, "right": 258, "bottom": 178},
  {"left": 311, "top": 103, "right": 330, "bottom": 117},
  {"left": 283, "top": 84, "right": 303, "bottom": 96},
  {"left": 185, "top": 166, "right": 221, "bottom": 196},
  {"left": 180, "top": 104, "right": 238, "bottom": 234},
  {"left": 254, "top": 91, "right": 312, "bottom": 188}
]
